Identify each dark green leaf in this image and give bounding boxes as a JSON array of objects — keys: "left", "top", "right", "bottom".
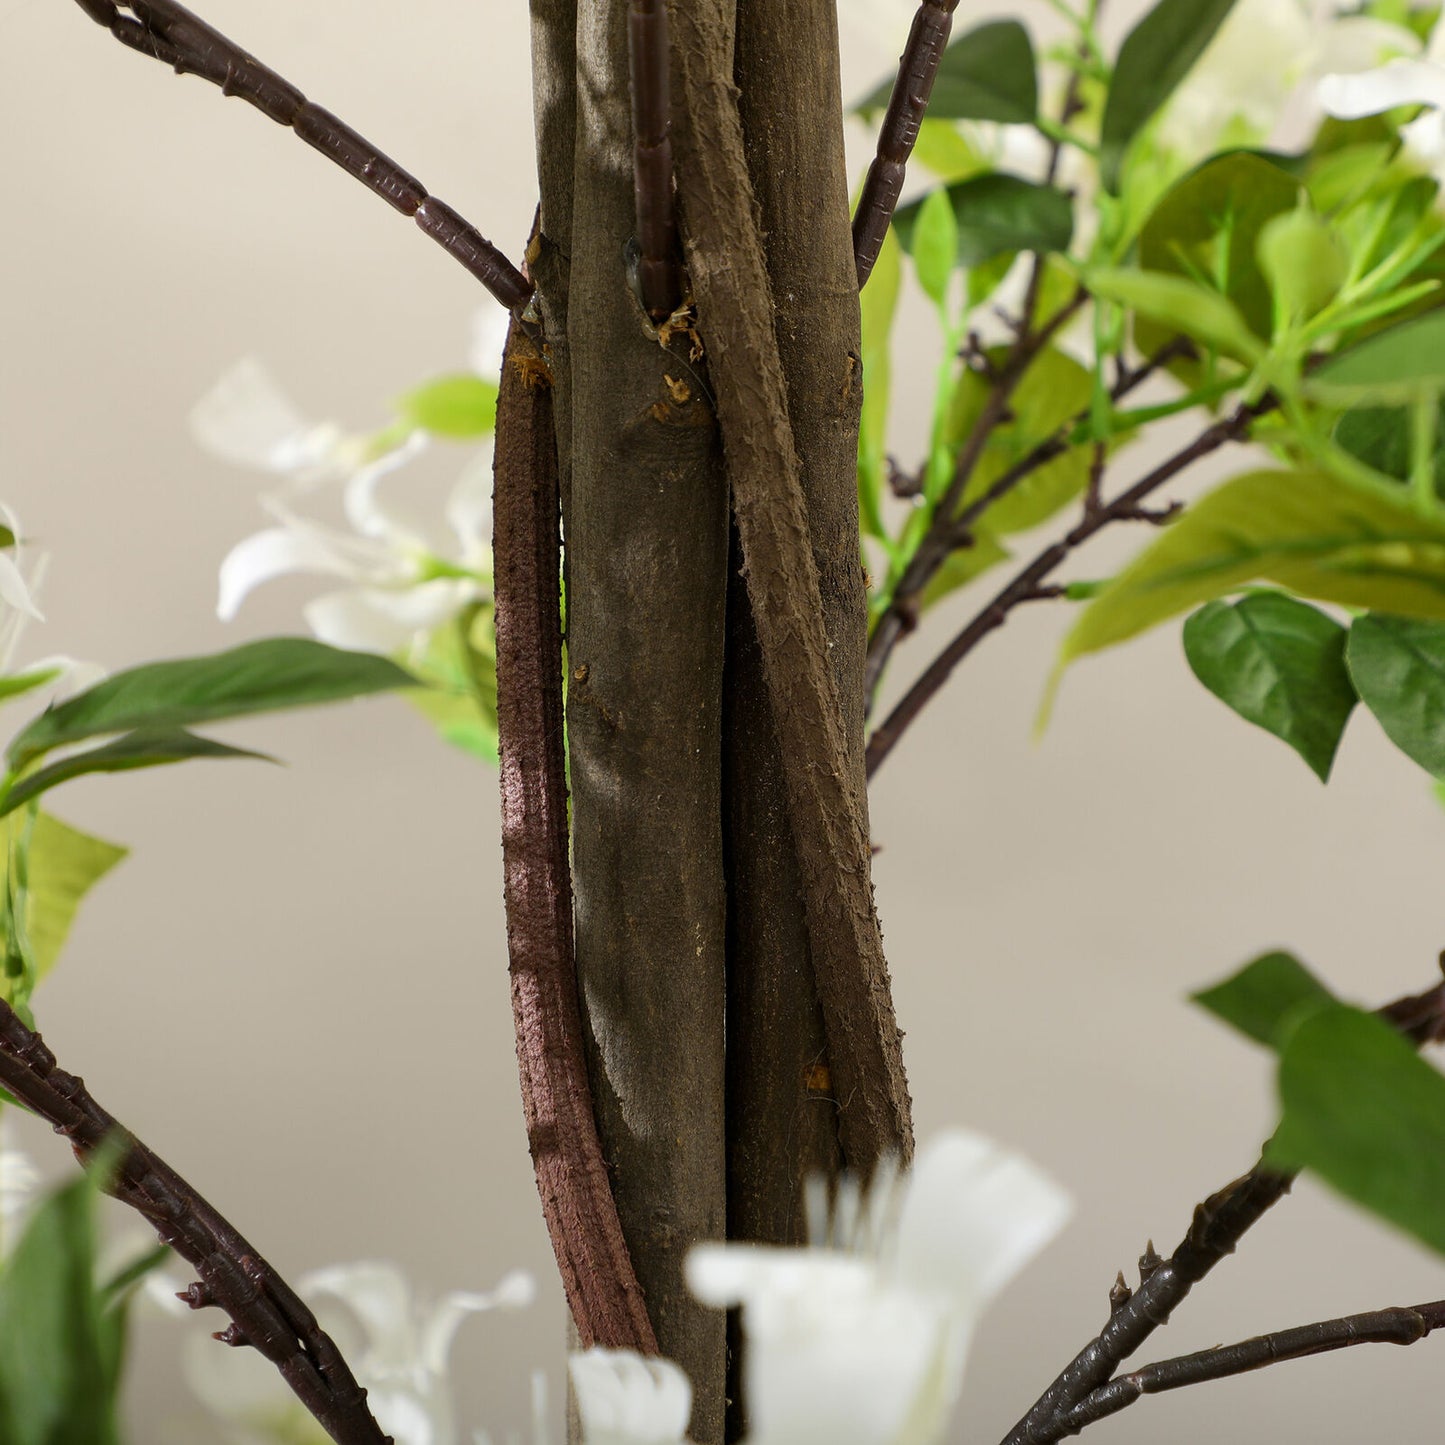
[
  {"left": 1347, "top": 613, "right": 1445, "bottom": 776},
  {"left": 1100, "top": 0, "right": 1240, "bottom": 191},
  {"left": 9, "top": 639, "right": 417, "bottom": 768},
  {"left": 1192, "top": 950, "right": 1335, "bottom": 1048},
  {"left": 1183, "top": 593, "right": 1357, "bottom": 781},
  {"left": 1, "top": 729, "right": 274, "bottom": 817},
  {"left": 854, "top": 20, "right": 1038, "bottom": 124},
  {"left": 1335, "top": 397, "right": 1445, "bottom": 500},
  {"left": 1267, "top": 1002, "right": 1445, "bottom": 1256},
  {"left": 394, "top": 374, "right": 499, "bottom": 438},
  {"left": 895, "top": 174, "right": 1073, "bottom": 268},
  {"left": 0, "top": 1171, "right": 123, "bottom": 1445}
]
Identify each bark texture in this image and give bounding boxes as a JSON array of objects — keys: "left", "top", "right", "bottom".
[
  {"left": 724, "top": 0, "right": 866, "bottom": 1254},
  {"left": 531, "top": 0, "right": 730, "bottom": 1435}
]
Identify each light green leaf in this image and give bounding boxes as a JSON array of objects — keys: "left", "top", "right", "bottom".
[
  {"left": 404, "top": 610, "right": 499, "bottom": 765},
  {"left": 911, "top": 121, "right": 989, "bottom": 182},
  {"left": 947, "top": 346, "right": 1096, "bottom": 534},
  {"left": 1312, "top": 310, "right": 1445, "bottom": 405},
  {"left": 1086, "top": 267, "right": 1263, "bottom": 363},
  {"left": 9, "top": 639, "right": 417, "bottom": 768},
  {"left": 859, "top": 228, "right": 903, "bottom": 544},
  {"left": 1183, "top": 593, "right": 1357, "bottom": 781},
  {"left": 854, "top": 19, "right": 1038, "bottom": 124},
  {"left": 1346, "top": 613, "right": 1445, "bottom": 776},
  {"left": 1258, "top": 208, "right": 1347, "bottom": 330},
  {"left": 1267, "top": 1002, "right": 1445, "bottom": 1256},
  {"left": 10, "top": 811, "right": 126, "bottom": 985},
  {"left": 1100, "top": 0, "right": 1241, "bottom": 191},
  {"left": 895, "top": 174, "right": 1074, "bottom": 268},
  {"left": 1192, "top": 950, "right": 1335, "bottom": 1049},
  {"left": 913, "top": 188, "right": 959, "bottom": 311},
  {"left": 0, "top": 669, "right": 63, "bottom": 708},
  {"left": 919, "top": 530, "right": 1011, "bottom": 613},
  {"left": 1139, "top": 154, "right": 1302, "bottom": 341},
  {"left": 394, "top": 374, "right": 499, "bottom": 439},
  {"left": 1, "top": 729, "right": 273, "bottom": 818},
  {"left": 1054, "top": 467, "right": 1445, "bottom": 689}
]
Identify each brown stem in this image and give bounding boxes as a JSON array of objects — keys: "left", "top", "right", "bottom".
[
  {"left": 492, "top": 319, "right": 657, "bottom": 1354},
  {"left": 866, "top": 393, "right": 1269, "bottom": 779},
  {"left": 1000, "top": 976, "right": 1445, "bottom": 1445},
  {"left": 0, "top": 1001, "right": 390, "bottom": 1445},
  {"left": 1060, "top": 1299, "right": 1445, "bottom": 1435},
  {"left": 71, "top": 0, "right": 532, "bottom": 310},
  {"left": 628, "top": 0, "right": 682, "bottom": 320},
  {"left": 852, "top": 0, "right": 962, "bottom": 287}
]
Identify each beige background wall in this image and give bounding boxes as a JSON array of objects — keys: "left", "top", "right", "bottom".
[{"left": 4, "top": 1, "right": 1445, "bottom": 1440}]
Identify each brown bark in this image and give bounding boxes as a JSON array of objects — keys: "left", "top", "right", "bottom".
[
  {"left": 531, "top": 0, "right": 730, "bottom": 1436},
  {"left": 724, "top": 0, "right": 864, "bottom": 1248},
  {"left": 671, "top": 0, "right": 913, "bottom": 1174}
]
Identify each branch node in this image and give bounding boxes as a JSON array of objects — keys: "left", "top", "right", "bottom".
[
  {"left": 1110, "top": 1272, "right": 1133, "bottom": 1314},
  {"left": 1138, "top": 1240, "right": 1162, "bottom": 1282}
]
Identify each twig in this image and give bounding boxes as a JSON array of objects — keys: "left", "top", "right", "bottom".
[
  {"left": 1059, "top": 1298, "right": 1445, "bottom": 1434},
  {"left": 492, "top": 318, "right": 658, "bottom": 1352},
  {"left": 865, "top": 393, "right": 1269, "bottom": 779},
  {"left": 70, "top": 0, "right": 532, "bottom": 310},
  {"left": 852, "top": 0, "right": 961, "bottom": 287},
  {"left": 628, "top": 0, "right": 682, "bottom": 320},
  {"left": 1000, "top": 975, "right": 1445, "bottom": 1445},
  {"left": 0, "top": 1000, "right": 390, "bottom": 1445}
]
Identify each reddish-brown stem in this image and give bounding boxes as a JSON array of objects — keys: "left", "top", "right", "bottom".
[
  {"left": 492, "top": 320, "right": 658, "bottom": 1352},
  {"left": 853, "top": 0, "right": 962, "bottom": 287},
  {"left": 71, "top": 0, "right": 532, "bottom": 310},
  {"left": 628, "top": 0, "right": 682, "bottom": 319},
  {"left": 0, "top": 1001, "right": 390, "bottom": 1445}
]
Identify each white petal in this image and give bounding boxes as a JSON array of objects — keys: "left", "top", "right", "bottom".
[
  {"left": 217, "top": 526, "right": 363, "bottom": 620},
  {"left": 342, "top": 433, "right": 431, "bottom": 544},
  {"left": 19, "top": 655, "right": 108, "bottom": 700},
  {"left": 0, "top": 552, "right": 41, "bottom": 622},
  {"left": 1318, "top": 59, "right": 1445, "bottom": 119},
  {"left": 303, "top": 579, "right": 476, "bottom": 654},
  {"left": 300, "top": 1261, "right": 417, "bottom": 1368},
  {"left": 894, "top": 1130, "right": 1071, "bottom": 1311},
  {"left": 418, "top": 1269, "right": 535, "bottom": 1374},
  {"left": 469, "top": 307, "right": 514, "bottom": 381},
  {"left": 1401, "top": 106, "right": 1445, "bottom": 168},
  {"left": 569, "top": 1348, "right": 692, "bottom": 1445},
  {"left": 445, "top": 449, "right": 496, "bottom": 561},
  {"left": 191, "top": 358, "right": 346, "bottom": 481},
  {"left": 0, "top": 1146, "right": 40, "bottom": 1245}
]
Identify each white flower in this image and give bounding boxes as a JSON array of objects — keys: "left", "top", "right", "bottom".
[
  {"left": 569, "top": 1349, "right": 693, "bottom": 1445},
  {"left": 1319, "top": 15, "right": 1445, "bottom": 184},
  {"left": 0, "top": 1121, "right": 40, "bottom": 1257},
  {"left": 184, "top": 1260, "right": 535, "bottom": 1445},
  {"left": 685, "top": 1129, "right": 1071, "bottom": 1445},
  {"left": 1160, "top": 0, "right": 1418, "bottom": 159}
]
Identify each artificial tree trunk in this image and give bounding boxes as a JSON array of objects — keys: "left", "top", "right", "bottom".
[{"left": 528, "top": 1, "right": 911, "bottom": 1436}]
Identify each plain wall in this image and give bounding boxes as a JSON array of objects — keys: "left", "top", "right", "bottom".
[{"left": 4, "top": 1, "right": 1445, "bottom": 1440}]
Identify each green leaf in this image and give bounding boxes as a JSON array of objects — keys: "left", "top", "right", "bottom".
[
  {"left": 913, "top": 188, "right": 959, "bottom": 311},
  {"left": 1183, "top": 593, "right": 1357, "bottom": 781},
  {"left": 1193, "top": 950, "right": 1335, "bottom": 1048},
  {"left": 859, "top": 228, "right": 903, "bottom": 544},
  {"left": 918, "top": 530, "right": 1011, "bottom": 613},
  {"left": 1257, "top": 208, "right": 1347, "bottom": 330},
  {"left": 910, "top": 120, "right": 989, "bottom": 182},
  {"left": 1054, "top": 467, "right": 1445, "bottom": 688},
  {"left": 393, "top": 374, "right": 499, "bottom": 439},
  {"left": 1312, "top": 310, "right": 1445, "bottom": 405},
  {"left": 1267, "top": 1001, "right": 1445, "bottom": 1256},
  {"left": 1086, "top": 267, "right": 1263, "bottom": 363},
  {"left": 12, "top": 812, "right": 126, "bottom": 986},
  {"left": 9, "top": 639, "right": 417, "bottom": 768},
  {"left": 1138, "top": 154, "right": 1302, "bottom": 342},
  {"left": 854, "top": 20, "right": 1038, "bottom": 124},
  {"left": 946, "top": 346, "right": 1096, "bottom": 534},
  {"left": 404, "top": 610, "right": 499, "bottom": 764},
  {"left": 894, "top": 174, "right": 1074, "bottom": 268},
  {"left": 1335, "top": 397, "right": 1445, "bottom": 500},
  {"left": 1100, "top": 0, "right": 1241, "bottom": 191},
  {"left": 0, "top": 1171, "right": 123, "bottom": 1445},
  {"left": 0, "top": 668, "right": 63, "bottom": 708},
  {"left": 1346, "top": 613, "right": 1445, "bottom": 776},
  {"left": 1, "top": 729, "right": 273, "bottom": 818}
]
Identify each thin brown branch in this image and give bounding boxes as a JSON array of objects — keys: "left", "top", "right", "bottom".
[
  {"left": 866, "top": 392, "right": 1269, "bottom": 780},
  {"left": 1000, "top": 975, "right": 1445, "bottom": 1445},
  {"left": 672, "top": 0, "right": 913, "bottom": 1169},
  {"left": 1059, "top": 1298, "right": 1445, "bottom": 1435},
  {"left": 628, "top": 0, "right": 682, "bottom": 320},
  {"left": 492, "top": 319, "right": 658, "bottom": 1353},
  {"left": 852, "top": 0, "right": 961, "bottom": 287},
  {"left": 71, "top": 0, "right": 532, "bottom": 310},
  {"left": 0, "top": 1000, "right": 390, "bottom": 1445}
]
